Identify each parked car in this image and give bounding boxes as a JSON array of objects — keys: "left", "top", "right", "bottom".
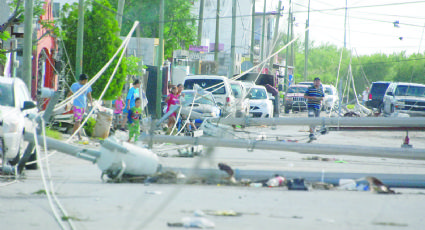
[
  {"left": 322, "top": 84, "right": 339, "bottom": 112},
  {"left": 183, "top": 75, "right": 236, "bottom": 117},
  {"left": 0, "top": 77, "right": 37, "bottom": 168},
  {"left": 382, "top": 82, "right": 425, "bottom": 116},
  {"left": 229, "top": 80, "right": 250, "bottom": 118},
  {"left": 298, "top": 81, "right": 314, "bottom": 87},
  {"left": 180, "top": 90, "right": 221, "bottom": 120},
  {"left": 247, "top": 85, "right": 274, "bottom": 118},
  {"left": 283, "top": 84, "right": 308, "bottom": 113},
  {"left": 365, "top": 81, "right": 391, "bottom": 111}
]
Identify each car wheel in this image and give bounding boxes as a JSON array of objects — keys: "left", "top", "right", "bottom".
[
  {"left": 25, "top": 151, "right": 38, "bottom": 170},
  {"left": 8, "top": 136, "right": 25, "bottom": 166}
]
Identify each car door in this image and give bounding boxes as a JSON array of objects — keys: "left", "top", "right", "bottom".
[{"left": 383, "top": 84, "right": 394, "bottom": 113}]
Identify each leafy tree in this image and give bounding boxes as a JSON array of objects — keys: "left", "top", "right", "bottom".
[
  {"left": 60, "top": 0, "right": 130, "bottom": 100},
  {"left": 111, "top": 0, "right": 197, "bottom": 59}
]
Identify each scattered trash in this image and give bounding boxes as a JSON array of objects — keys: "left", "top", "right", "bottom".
[
  {"left": 287, "top": 178, "right": 308, "bottom": 191},
  {"left": 145, "top": 191, "right": 162, "bottom": 195},
  {"left": 179, "top": 217, "right": 215, "bottom": 228},
  {"left": 338, "top": 179, "right": 357, "bottom": 190},
  {"left": 372, "top": 222, "right": 408, "bottom": 227},
  {"left": 193, "top": 210, "right": 205, "bottom": 217},
  {"left": 365, "top": 176, "right": 395, "bottom": 194},
  {"left": 339, "top": 177, "right": 395, "bottom": 194},
  {"left": 205, "top": 210, "right": 241, "bottom": 216},
  {"left": 312, "top": 182, "right": 334, "bottom": 190},
  {"left": 240, "top": 178, "right": 251, "bottom": 185},
  {"left": 218, "top": 163, "right": 236, "bottom": 184},
  {"left": 249, "top": 183, "right": 263, "bottom": 188},
  {"left": 303, "top": 156, "right": 332, "bottom": 161},
  {"left": 266, "top": 175, "right": 285, "bottom": 187}
]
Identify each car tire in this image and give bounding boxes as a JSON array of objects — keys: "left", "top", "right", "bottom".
[{"left": 25, "top": 151, "right": 38, "bottom": 170}]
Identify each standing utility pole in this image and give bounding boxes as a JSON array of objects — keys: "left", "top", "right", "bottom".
[
  {"left": 284, "top": 0, "right": 291, "bottom": 90},
  {"left": 269, "top": 0, "right": 282, "bottom": 67},
  {"left": 116, "top": 0, "right": 125, "bottom": 36},
  {"left": 196, "top": 0, "right": 205, "bottom": 74},
  {"left": 260, "top": 0, "right": 267, "bottom": 62},
  {"left": 250, "top": 0, "right": 255, "bottom": 63},
  {"left": 214, "top": 0, "right": 220, "bottom": 72},
  {"left": 23, "top": 0, "right": 33, "bottom": 90},
  {"left": 304, "top": 0, "right": 310, "bottom": 81},
  {"left": 229, "top": 0, "right": 237, "bottom": 78},
  {"left": 156, "top": 0, "right": 165, "bottom": 118},
  {"left": 76, "top": 0, "right": 85, "bottom": 78},
  {"left": 344, "top": 0, "right": 347, "bottom": 48}
]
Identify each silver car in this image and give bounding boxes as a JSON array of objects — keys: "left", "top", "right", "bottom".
[
  {"left": 383, "top": 82, "right": 425, "bottom": 116},
  {"left": 0, "top": 77, "right": 37, "bottom": 167}
]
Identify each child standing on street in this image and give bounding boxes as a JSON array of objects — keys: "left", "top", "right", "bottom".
[
  {"left": 128, "top": 98, "right": 143, "bottom": 142},
  {"left": 113, "top": 95, "right": 125, "bottom": 130}
]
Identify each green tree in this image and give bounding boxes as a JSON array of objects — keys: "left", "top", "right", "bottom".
[
  {"left": 112, "top": 0, "right": 197, "bottom": 59},
  {"left": 60, "top": 0, "right": 129, "bottom": 100}
]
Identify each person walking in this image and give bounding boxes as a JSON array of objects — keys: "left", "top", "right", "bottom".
[
  {"left": 113, "top": 95, "right": 125, "bottom": 130},
  {"left": 165, "top": 86, "right": 180, "bottom": 135},
  {"left": 304, "top": 77, "right": 324, "bottom": 140},
  {"left": 68, "top": 73, "right": 93, "bottom": 140},
  {"left": 127, "top": 98, "right": 143, "bottom": 142},
  {"left": 122, "top": 79, "right": 141, "bottom": 131}
]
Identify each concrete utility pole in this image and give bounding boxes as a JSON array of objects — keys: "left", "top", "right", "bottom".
[
  {"left": 214, "top": 0, "right": 220, "bottom": 73},
  {"left": 304, "top": 0, "right": 310, "bottom": 81},
  {"left": 284, "top": 0, "right": 291, "bottom": 89},
  {"left": 22, "top": 0, "right": 33, "bottom": 90},
  {"left": 195, "top": 0, "right": 205, "bottom": 75},
  {"left": 269, "top": 0, "right": 282, "bottom": 67},
  {"left": 116, "top": 0, "right": 125, "bottom": 35},
  {"left": 260, "top": 0, "right": 266, "bottom": 62},
  {"left": 76, "top": 0, "right": 85, "bottom": 78},
  {"left": 344, "top": 0, "right": 347, "bottom": 48},
  {"left": 156, "top": 0, "right": 164, "bottom": 118},
  {"left": 250, "top": 0, "right": 255, "bottom": 63},
  {"left": 229, "top": 0, "right": 236, "bottom": 78}
]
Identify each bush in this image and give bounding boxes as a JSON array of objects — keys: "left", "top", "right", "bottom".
[{"left": 84, "top": 117, "right": 96, "bottom": 137}]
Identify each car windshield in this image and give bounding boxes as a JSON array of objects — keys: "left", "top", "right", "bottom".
[
  {"left": 247, "top": 88, "right": 267, "bottom": 99},
  {"left": 287, "top": 87, "right": 307, "bottom": 93},
  {"left": 395, "top": 85, "right": 425, "bottom": 97},
  {"left": 184, "top": 92, "right": 215, "bottom": 105},
  {"left": 184, "top": 79, "right": 226, "bottom": 95},
  {"left": 371, "top": 83, "right": 390, "bottom": 96},
  {"left": 230, "top": 84, "right": 243, "bottom": 98},
  {"left": 0, "top": 83, "right": 14, "bottom": 106},
  {"left": 324, "top": 87, "right": 333, "bottom": 95}
]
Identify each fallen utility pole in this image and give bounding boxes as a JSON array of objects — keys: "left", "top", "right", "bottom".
[
  {"left": 140, "top": 134, "right": 425, "bottom": 160},
  {"left": 210, "top": 117, "right": 425, "bottom": 127}
]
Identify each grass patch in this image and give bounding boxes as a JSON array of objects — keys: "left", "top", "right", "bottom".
[
  {"left": 62, "top": 216, "right": 83, "bottom": 221},
  {"left": 45, "top": 127, "right": 63, "bottom": 140},
  {"left": 346, "top": 104, "right": 355, "bottom": 109},
  {"left": 32, "top": 189, "right": 46, "bottom": 195}
]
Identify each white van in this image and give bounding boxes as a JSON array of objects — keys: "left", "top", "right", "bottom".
[
  {"left": 183, "top": 75, "right": 236, "bottom": 117},
  {"left": 229, "top": 80, "right": 250, "bottom": 117}
]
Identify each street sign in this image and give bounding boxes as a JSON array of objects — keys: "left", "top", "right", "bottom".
[{"left": 189, "top": 45, "right": 209, "bottom": 52}]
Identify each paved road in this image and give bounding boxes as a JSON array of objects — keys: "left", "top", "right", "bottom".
[{"left": 1, "top": 111, "right": 425, "bottom": 230}]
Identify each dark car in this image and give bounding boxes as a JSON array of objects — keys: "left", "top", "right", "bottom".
[
  {"left": 365, "top": 81, "right": 391, "bottom": 111},
  {"left": 283, "top": 84, "right": 309, "bottom": 113}
]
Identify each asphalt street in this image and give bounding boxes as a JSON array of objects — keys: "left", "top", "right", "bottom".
[{"left": 1, "top": 111, "right": 425, "bottom": 230}]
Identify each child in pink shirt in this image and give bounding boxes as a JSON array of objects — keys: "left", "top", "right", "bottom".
[{"left": 113, "top": 95, "right": 125, "bottom": 130}]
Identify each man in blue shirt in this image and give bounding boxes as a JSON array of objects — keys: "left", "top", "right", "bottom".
[
  {"left": 304, "top": 77, "right": 324, "bottom": 140},
  {"left": 121, "top": 79, "right": 141, "bottom": 131},
  {"left": 68, "top": 74, "right": 93, "bottom": 140}
]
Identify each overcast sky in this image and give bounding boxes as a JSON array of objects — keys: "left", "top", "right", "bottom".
[{"left": 278, "top": 0, "right": 425, "bottom": 55}]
